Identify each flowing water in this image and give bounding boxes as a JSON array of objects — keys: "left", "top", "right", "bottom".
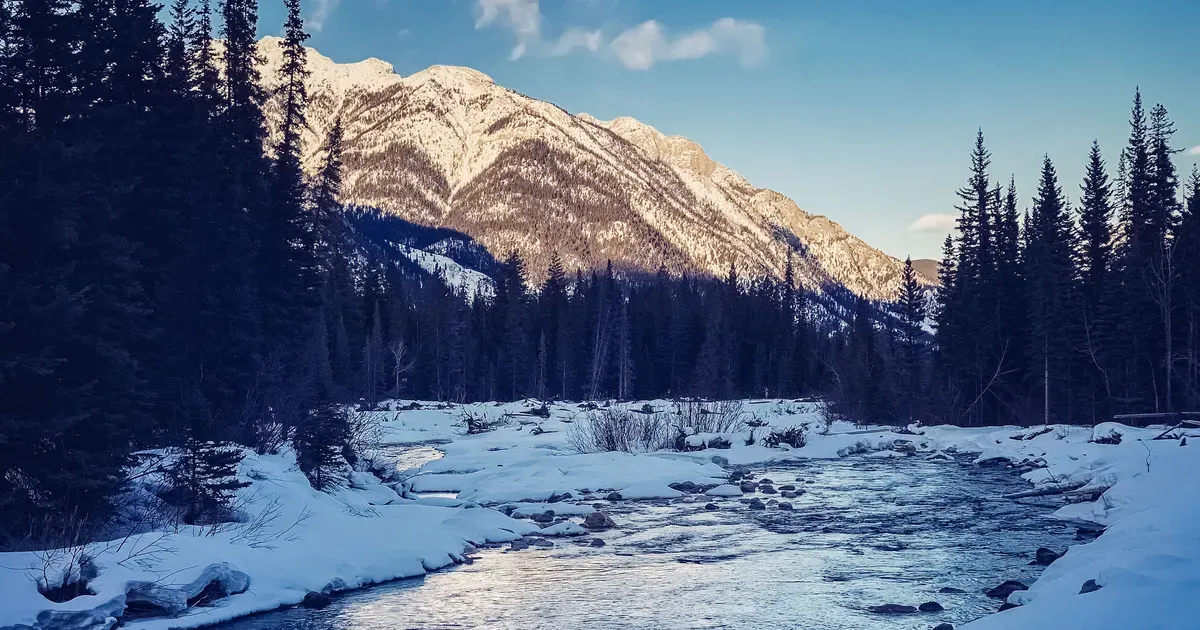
[{"left": 217, "top": 456, "right": 1077, "bottom": 630}]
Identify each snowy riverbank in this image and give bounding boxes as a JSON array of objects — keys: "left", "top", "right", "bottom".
[{"left": 1, "top": 399, "right": 1197, "bottom": 630}]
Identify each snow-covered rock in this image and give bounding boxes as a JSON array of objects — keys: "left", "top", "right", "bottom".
[{"left": 704, "top": 484, "right": 744, "bottom": 497}]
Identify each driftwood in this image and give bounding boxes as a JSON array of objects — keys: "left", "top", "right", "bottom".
[
  {"left": 1152, "top": 419, "right": 1200, "bottom": 440},
  {"left": 1003, "top": 479, "right": 1088, "bottom": 500}
]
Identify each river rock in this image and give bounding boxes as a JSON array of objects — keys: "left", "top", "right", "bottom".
[
  {"left": 710, "top": 455, "right": 730, "bottom": 466},
  {"left": 705, "top": 484, "right": 743, "bottom": 497},
  {"left": 919, "top": 601, "right": 944, "bottom": 612},
  {"left": 669, "top": 481, "right": 700, "bottom": 493},
  {"left": 937, "top": 587, "right": 966, "bottom": 594},
  {"left": 778, "top": 502, "right": 793, "bottom": 510},
  {"left": 301, "top": 591, "right": 333, "bottom": 609},
  {"left": 606, "top": 492, "right": 623, "bottom": 501},
  {"left": 509, "top": 540, "right": 530, "bottom": 551},
  {"left": 33, "top": 595, "right": 126, "bottom": 630},
  {"left": 748, "top": 498, "right": 766, "bottom": 510},
  {"left": 779, "top": 484, "right": 797, "bottom": 491},
  {"left": 780, "top": 491, "right": 795, "bottom": 498},
  {"left": 704, "top": 503, "right": 720, "bottom": 511},
  {"left": 933, "top": 624, "right": 955, "bottom": 630},
  {"left": 583, "top": 511, "right": 617, "bottom": 530},
  {"left": 760, "top": 486, "right": 778, "bottom": 494},
  {"left": 532, "top": 511, "right": 556, "bottom": 524},
  {"left": 548, "top": 492, "right": 573, "bottom": 502},
  {"left": 758, "top": 478, "right": 775, "bottom": 485},
  {"left": 589, "top": 538, "right": 606, "bottom": 548},
  {"left": 868, "top": 604, "right": 918, "bottom": 614},
  {"left": 1080, "top": 579, "right": 1101, "bottom": 594},
  {"left": 1034, "top": 547, "right": 1062, "bottom": 565},
  {"left": 728, "top": 470, "right": 745, "bottom": 482},
  {"left": 529, "top": 537, "right": 555, "bottom": 548},
  {"left": 740, "top": 483, "right": 758, "bottom": 493},
  {"left": 985, "top": 580, "right": 1028, "bottom": 599}
]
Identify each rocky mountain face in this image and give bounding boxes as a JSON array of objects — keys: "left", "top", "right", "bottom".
[{"left": 258, "top": 38, "right": 931, "bottom": 300}]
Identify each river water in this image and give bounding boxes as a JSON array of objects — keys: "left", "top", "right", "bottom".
[{"left": 216, "top": 456, "right": 1076, "bottom": 630}]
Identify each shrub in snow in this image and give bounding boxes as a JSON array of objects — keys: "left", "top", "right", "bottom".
[
  {"left": 566, "top": 409, "right": 672, "bottom": 453},
  {"left": 459, "top": 410, "right": 510, "bottom": 435},
  {"left": 673, "top": 400, "right": 747, "bottom": 434},
  {"left": 764, "top": 426, "right": 807, "bottom": 449},
  {"left": 162, "top": 440, "right": 251, "bottom": 525}
]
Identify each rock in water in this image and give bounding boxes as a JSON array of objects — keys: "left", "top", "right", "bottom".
[
  {"left": 868, "top": 604, "right": 918, "bottom": 614},
  {"left": 532, "top": 510, "right": 556, "bottom": 524},
  {"left": 937, "top": 587, "right": 966, "bottom": 594},
  {"left": 583, "top": 511, "right": 617, "bottom": 530},
  {"left": 918, "top": 601, "right": 944, "bottom": 612},
  {"left": 778, "top": 502, "right": 794, "bottom": 510},
  {"left": 704, "top": 503, "right": 720, "bottom": 511},
  {"left": 301, "top": 591, "right": 333, "bottom": 609},
  {"left": 1034, "top": 547, "right": 1062, "bottom": 565},
  {"left": 606, "top": 492, "right": 623, "bottom": 501},
  {"left": 509, "top": 540, "right": 530, "bottom": 551},
  {"left": 779, "top": 484, "right": 797, "bottom": 491},
  {"left": 760, "top": 486, "right": 778, "bottom": 494},
  {"left": 589, "top": 538, "right": 606, "bottom": 548},
  {"left": 669, "top": 481, "right": 699, "bottom": 493},
  {"left": 739, "top": 483, "right": 757, "bottom": 493},
  {"left": 985, "top": 580, "right": 1028, "bottom": 599},
  {"left": 748, "top": 499, "right": 766, "bottom": 510},
  {"left": 933, "top": 624, "right": 955, "bottom": 630},
  {"left": 1079, "top": 579, "right": 1101, "bottom": 594}
]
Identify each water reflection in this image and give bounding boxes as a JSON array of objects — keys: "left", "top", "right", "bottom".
[{"left": 217, "top": 458, "right": 1076, "bottom": 630}]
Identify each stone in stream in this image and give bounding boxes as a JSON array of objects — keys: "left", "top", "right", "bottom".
[
  {"left": 728, "top": 470, "right": 745, "bottom": 482},
  {"left": 780, "top": 491, "right": 795, "bottom": 499},
  {"left": 1033, "top": 547, "right": 1062, "bottom": 565},
  {"left": 933, "top": 624, "right": 955, "bottom": 630},
  {"left": 748, "top": 498, "right": 766, "bottom": 510},
  {"left": 605, "top": 492, "right": 623, "bottom": 501},
  {"left": 985, "top": 580, "right": 1028, "bottom": 599},
  {"left": 778, "top": 502, "right": 793, "bottom": 510},
  {"left": 918, "top": 601, "right": 944, "bottom": 612},
  {"left": 509, "top": 540, "right": 530, "bottom": 551},
  {"left": 529, "top": 538, "right": 555, "bottom": 548},
  {"left": 589, "top": 538, "right": 606, "bottom": 548},
  {"left": 937, "top": 587, "right": 966, "bottom": 594},
  {"left": 532, "top": 510, "right": 556, "bottom": 524},
  {"left": 704, "top": 503, "right": 720, "bottom": 511},
  {"left": 583, "top": 511, "right": 617, "bottom": 530},
  {"left": 868, "top": 604, "right": 918, "bottom": 614},
  {"left": 669, "top": 481, "right": 700, "bottom": 493},
  {"left": 758, "top": 478, "right": 775, "bottom": 485},
  {"left": 739, "top": 483, "right": 758, "bottom": 493},
  {"left": 767, "top": 499, "right": 779, "bottom": 507},
  {"left": 1079, "top": 579, "right": 1102, "bottom": 594},
  {"left": 760, "top": 486, "right": 778, "bottom": 494},
  {"left": 779, "top": 484, "right": 797, "bottom": 491},
  {"left": 301, "top": 591, "right": 333, "bottom": 609}
]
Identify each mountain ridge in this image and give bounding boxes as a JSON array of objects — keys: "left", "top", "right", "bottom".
[{"left": 256, "top": 37, "right": 932, "bottom": 299}]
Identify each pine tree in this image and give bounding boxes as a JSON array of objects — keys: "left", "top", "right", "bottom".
[
  {"left": 1025, "top": 156, "right": 1077, "bottom": 423},
  {"left": 897, "top": 257, "right": 926, "bottom": 412},
  {"left": 166, "top": 438, "right": 250, "bottom": 525}
]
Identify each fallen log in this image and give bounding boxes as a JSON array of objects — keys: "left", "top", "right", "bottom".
[{"left": 1003, "top": 479, "right": 1088, "bottom": 499}]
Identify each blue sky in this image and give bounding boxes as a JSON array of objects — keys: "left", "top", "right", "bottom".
[{"left": 255, "top": 0, "right": 1199, "bottom": 260}]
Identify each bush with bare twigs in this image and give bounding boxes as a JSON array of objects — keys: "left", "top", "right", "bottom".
[
  {"left": 567, "top": 409, "right": 673, "bottom": 453},
  {"left": 672, "top": 400, "right": 748, "bottom": 434}
]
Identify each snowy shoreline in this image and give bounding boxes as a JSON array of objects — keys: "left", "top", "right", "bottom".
[{"left": 2, "top": 400, "right": 1197, "bottom": 630}]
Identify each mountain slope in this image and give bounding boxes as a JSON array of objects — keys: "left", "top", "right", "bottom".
[{"left": 258, "top": 37, "right": 929, "bottom": 300}]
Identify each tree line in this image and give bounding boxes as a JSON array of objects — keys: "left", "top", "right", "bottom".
[{"left": 834, "top": 98, "right": 1200, "bottom": 427}]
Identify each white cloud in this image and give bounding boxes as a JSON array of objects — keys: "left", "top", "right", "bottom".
[
  {"left": 611, "top": 18, "right": 767, "bottom": 70},
  {"left": 549, "top": 27, "right": 603, "bottom": 56},
  {"left": 907, "top": 214, "right": 958, "bottom": 234},
  {"left": 1189, "top": 145, "right": 1200, "bottom": 156},
  {"left": 473, "top": 1, "right": 765, "bottom": 68},
  {"left": 308, "top": 0, "right": 340, "bottom": 33},
  {"left": 476, "top": 0, "right": 541, "bottom": 59}
]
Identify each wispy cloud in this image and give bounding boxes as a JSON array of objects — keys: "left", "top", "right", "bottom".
[
  {"left": 473, "top": 0, "right": 766, "bottom": 68},
  {"left": 907, "top": 214, "right": 957, "bottom": 234},
  {"left": 308, "top": 0, "right": 341, "bottom": 33},
  {"left": 1189, "top": 145, "right": 1200, "bottom": 156},
  {"left": 611, "top": 18, "right": 766, "bottom": 70},
  {"left": 475, "top": 0, "right": 541, "bottom": 59}
]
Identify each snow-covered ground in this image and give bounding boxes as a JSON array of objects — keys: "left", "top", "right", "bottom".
[{"left": 1, "top": 399, "right": 1197, "bottom": 630}]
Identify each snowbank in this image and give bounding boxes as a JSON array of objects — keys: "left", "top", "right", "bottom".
[
  {"left": 0, "top": 449, "right": 536, "bottom": 630},
  {"left": 4, "top": 398, "right": 1198, "bottom": 630}
]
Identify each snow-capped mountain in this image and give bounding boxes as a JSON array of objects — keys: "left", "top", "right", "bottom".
[{"left": 258, "top": 38, "right": 930, "bottom": 300}]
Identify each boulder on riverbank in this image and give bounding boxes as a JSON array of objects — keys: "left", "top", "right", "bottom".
[
  {"left": 301, "top": 591, "right": 332, "bottom": 609},
  {"left": 919, "top": 601, "right": 944, "bottom": 612},
  {"left": 985, "top": 580, "right": 1028, "bottom": 599},
  {"left": 1033, "top": 547, "right": 1062, "bottom": 565}
]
